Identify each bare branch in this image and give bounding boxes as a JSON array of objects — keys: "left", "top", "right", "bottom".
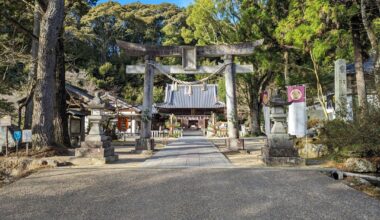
[{"left": 1, "top": 13, "right": 39, "bottom": 40}]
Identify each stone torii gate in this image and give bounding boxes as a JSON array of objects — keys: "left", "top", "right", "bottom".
[{"left": 116, "top": 40, "right": 263, "bottom": 151}]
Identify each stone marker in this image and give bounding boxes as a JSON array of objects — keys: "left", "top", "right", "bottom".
[
  {"left": 75, "top": 92, "right": 118, "bottom": 163},
  {"left": 334, "top": 59, "right": 347, "bottom": 112},
  {"left": 261, "top": 94, "right": 305, "bottom": 166},
  {"left": 334, "top": 59, "right": 353, "bottom": 120}
]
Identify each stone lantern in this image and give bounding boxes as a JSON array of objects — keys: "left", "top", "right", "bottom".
[
  {"left": 75, "top": 92, "right": 118, "bottom": 163},
  {"left": 261, "top": 94, "right": 305, "bottom": 166}
]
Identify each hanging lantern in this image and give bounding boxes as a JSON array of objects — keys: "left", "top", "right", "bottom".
[
  {"left": 117, "top": 117, "right": 122, "bottom": 130},
  {"left": 125, "top": 118, "right": 129, "bottom": 130},
  {"left": 117, "top": 116, "right": 129, "bottom": 131}
]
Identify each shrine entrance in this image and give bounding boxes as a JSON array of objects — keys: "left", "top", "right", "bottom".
[
  {"left": 117, "top": 40, "right": 263, "bottom": 150},
  {"left": 188, "top": 120, "right": 198, "bottom": 128}
]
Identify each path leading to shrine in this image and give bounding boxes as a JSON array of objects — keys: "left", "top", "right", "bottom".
[
  {"left": 142, "top": 137, "right": 232, "bottom": 168},
  {"left": 1, "top": 167, "right": 380, "bottom": 219},
  {"left": 0, "top": 137, "right": 380, "bottom": 219}
]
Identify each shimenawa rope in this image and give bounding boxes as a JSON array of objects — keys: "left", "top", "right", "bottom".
[{"left": 147, "top": 61, "right": 232, "bottom": 85}]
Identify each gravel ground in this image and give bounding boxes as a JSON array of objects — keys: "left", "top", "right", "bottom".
[{"left": 0, "top": 167, "right": 379, "bottom": 220}]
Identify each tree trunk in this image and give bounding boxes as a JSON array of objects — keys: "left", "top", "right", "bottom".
[
  {"left": 32, "top": 0, "right": 64, "bottom": 149},
  {"left": 24, "top": 0, "right": 41, "bottom": 129},
  {"left": 310, "top": 50, "right": 329, "bottom": 119},
  {"left": 54, "top": 26, "right": 71, "bottom": 147},
  {"left": 247, "top": 76, "right": 261, "bottom": 135},
  {"left": 284, "top": 50, "right": 289, "bottom": 85},
  {"left": 249, "top": 93, "right": 260, "bottom": 135},
  {"left": 361, "top": 0, "right": 378, "bottom": 53},
  {"left": 351, "top": 14, "right": 367, "bottom": 112},
  {"left": 361, "top": 0, "right": 380, "bottom": 85}
]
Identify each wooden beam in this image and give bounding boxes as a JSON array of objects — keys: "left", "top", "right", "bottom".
[
  {"left": 116, "top": 40, "right": 264, "bottom": 57},
  {"left": 126, "top": 64, "right": 254, "bottom": 74}
]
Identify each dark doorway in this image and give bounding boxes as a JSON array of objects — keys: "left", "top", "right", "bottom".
[{"left": 188, "top": 120, "right": 198, "bottom": 129}]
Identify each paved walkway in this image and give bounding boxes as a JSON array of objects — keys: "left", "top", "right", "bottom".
[{"left": 142, "top": 137, "right": 232, "bottom": 168}]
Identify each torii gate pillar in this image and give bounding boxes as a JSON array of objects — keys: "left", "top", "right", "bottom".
[
  {"left": 224, "top": 55, "right": 239, "bottom": 150},
  {"left": 136, "top": 56, "right": 155, "bottom": 150}
]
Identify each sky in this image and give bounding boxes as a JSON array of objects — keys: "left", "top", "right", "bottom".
[{"left": 97, "top": 0, "right": 194, "bottom": 7}]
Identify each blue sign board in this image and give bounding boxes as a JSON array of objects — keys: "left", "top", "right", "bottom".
[{"left": 13, "top": 131, "right": 21, "bottom": 142}]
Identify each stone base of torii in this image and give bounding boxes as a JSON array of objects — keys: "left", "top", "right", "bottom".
[{"left": 116, "top": 40, "right": 264, "bottom": 151}]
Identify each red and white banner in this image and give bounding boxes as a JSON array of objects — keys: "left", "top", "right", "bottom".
[
  {"left": 287, "top": 85, "right": 305, "bottom": 103},
  {"left": 287, "top": 85, "right": 307, "bottom": 137}
]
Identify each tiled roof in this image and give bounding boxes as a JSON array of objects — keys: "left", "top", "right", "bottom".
[
  {"left": 101, "top": 92, "right": 141, "bottom": 113},
  {"left": 65, "top": 83, "right": 94, "bottom": 101},
  {"left": 156, "top": 84, "right": 225, "bottom": 109},
  {"left": 346, "top": 58, "right": 374, "bottom": 75}
]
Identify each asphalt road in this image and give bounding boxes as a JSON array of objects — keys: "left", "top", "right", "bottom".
[{"left": 0, "top": 167, "right": 379, "bottom": 220}]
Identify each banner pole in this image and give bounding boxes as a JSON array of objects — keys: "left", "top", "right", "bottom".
[
  {"left": 5, "top": 127, "right": 8, "bottom": 157},
  {"left": 305, "top": 84, "right": 308, "bottom": 159}
]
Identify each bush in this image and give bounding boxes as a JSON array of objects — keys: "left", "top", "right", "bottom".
[
  {"left": 320, "top": 107, "right": 380, "bottom": 158},
  {"left": 307, "top": 118, "right": 321, "bottom": 129}
]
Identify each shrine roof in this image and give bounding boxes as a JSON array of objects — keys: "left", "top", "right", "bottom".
[
  {"left": 156, "top": 84, "right": 225, "bottom": 109},
  {"left": 101, "top": 92, "right": 141, "bottom": 113},
  {"left": 65, "top": 83, "right": 94, "bottom": 101},
  {"left": 346, "top": 58, "right": 374, "bottom": 75}
]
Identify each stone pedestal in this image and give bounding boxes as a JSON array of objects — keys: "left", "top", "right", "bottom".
[
  {"left": 75, "top": 146, "right": 118, "bottom": 163},
  {"left": 261, "top": 94, "right": 305, "bottom": 166},
  {"left": 262, "top": 136, "right": 305, "bottom": 166},
  {"left": 135, "top": 138, "right": 155, "bottom": 151},
  {"left": 75, "top": 93, "right": 118, "bottom": 163},
  {"left": 76, "top": 120, "right": 118, "bottom": 163}
]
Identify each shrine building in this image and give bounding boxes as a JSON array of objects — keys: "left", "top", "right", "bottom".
[{"left": 156, "top": 84, "right": 225, "bottom": 129}]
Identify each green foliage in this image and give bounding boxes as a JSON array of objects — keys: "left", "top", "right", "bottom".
[
  {"left": 182, "top": 0, "right": 239, "bottom": 45},
  {"left": 99, "top": 62, "right": 113, "bottom": 76},
  {"left": 320, "top": 107, "right": 380, "bottom": 158},
  {"left": 64, "top": 2, "right": 185, "bottom": 102},
  {"left": 183, "top": 0, "right": 286, "bottom": 107},
  {"left": 0, "top": 99, "right": 15, "bottom": 115},
  {"left": 153, "top": 87, "right": 164, "bottom": 103},
  {"left": 0, "top": 0, "right": 33, "bottom": 113},
  {"left": 217, "top": 78, "right": 226, "bottom": 101},
  {"left": 273, "top": 0, "right": 357, "bottom": 112},
  {"left": 0, "top": 0, "right": 377, "bottom": 125}
]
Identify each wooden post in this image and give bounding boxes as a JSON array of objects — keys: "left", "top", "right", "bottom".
[
  {"left": 137, "top": 55, "right": 155, "bottom": 150},
  {"left": 131, "top": 117, "right": 136, "bottom": 135},
  {"left": 224, "top": 55, "right": 239, "bottom": 150},
  {"left": 5, "top": 127, "right": 8, "bottom": 157},
  {"left": 26, "top": 143, "right": 29, "bottom": 156}
]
